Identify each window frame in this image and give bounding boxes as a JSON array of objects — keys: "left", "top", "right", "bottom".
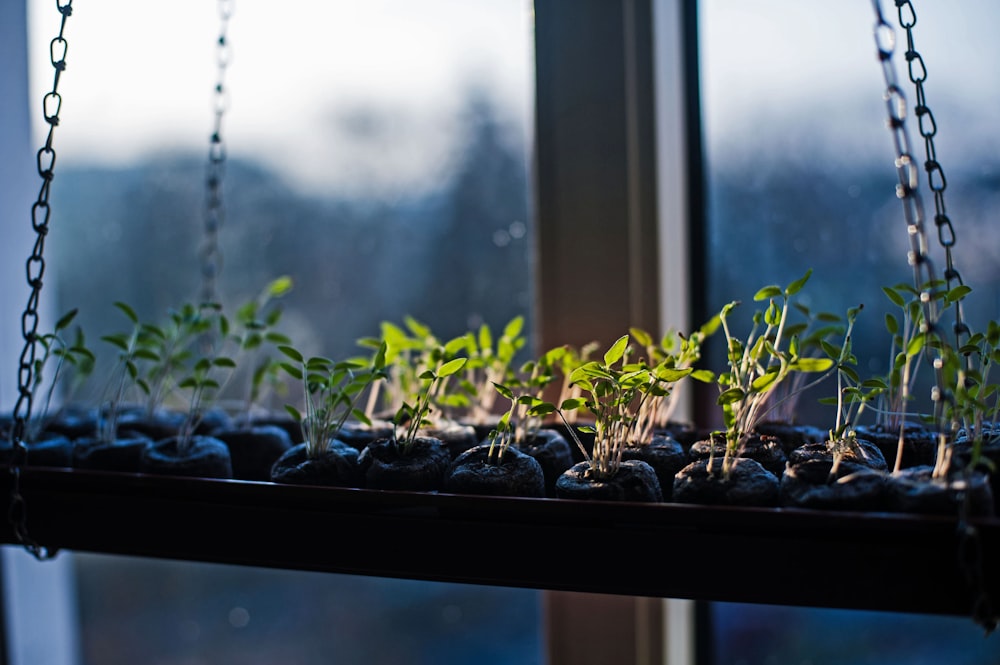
[{"left": 533, "top": 2, "right": 700, "bottom": 661}]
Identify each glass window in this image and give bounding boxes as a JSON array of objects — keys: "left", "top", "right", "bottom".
[
  {"left": 700, "top": 0, "right": 1000, "bottom": 427},
  {"left": 708, "top": 601, "right": 998, "bottom": 665},
  {"left": 701, "top": 0, "right": 1000, "bottom": 660},
  {"left": 30, "top": 0, "right": 536, "bottom": 366},
  {"left": 14, "top": 0, "right": 998, "bottom": 663},
  {"left": 22, "top": 2, "right": 541, "bottom": 664},
  {"left": 73, "top": 552, "right": 542, "bottom": 665}
]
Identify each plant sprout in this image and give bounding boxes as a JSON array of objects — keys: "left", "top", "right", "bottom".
[
  {"left": 759, "top": 302, "right": 846, "bottom": 425},
  {"left": 545, "top": 341, "right": 600, "bottom": 425},
  {"left": 815, "top": 304, "right": 884, "bottom": 475},
  {"left": 24, "top": 309, "right": 95, "bottom": 442},
  {"left": 136, "top": 302, "right": 219, "bottom": 419},
  {"left": 860, "top": 281, "right": 964, "bottom": 473},
  {"left": 714, "top": 270, "right": 834, "bottom": 474},
  {"left": 171, "top": 302, "right": 236, "bottom": 448},
  {"left": 867, "top": 283, "right": 932, "bottom": 437},
  {"left": 279, "top": 341, "right": 388, "bottom": 458},
  {"left": 446, "top": 315, "right": 526, "bottom": 426},
  {"left": 527, "top": 334, "right": 692, "bottom": 481},
  {"left": 628, "top": 320, "right": 717, "bottom": 436},
  {"left": 506, "top": 346, "right": 567, "bottom": 441},
  {"left": 363, "top": 316, "right": 441, "bottom": 419},
  {"left": 939, "top": 312, "right": 1000, "bottom": 479},
  {"left": 391, "top": 349, "right": 468, "bottom": 455},
  {"left": 484, "top": 384, "right": 525, "bottom": 465},
  {"left": 484, "top": 346, "right": 565, "bottom": 464},
  {"left": 97, "top": 302, "right": 161, "bottom": 443},
  {"left": 230, "top": 276, "right": 294, "bottom": 420}
]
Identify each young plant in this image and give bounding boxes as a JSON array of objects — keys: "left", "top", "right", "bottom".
[
  {"left": 859, "top": 280, "right": 964, "bottom": 473},
  {"left": 714, "top": 270, "right": 834, "bottom": 474},
  {"left": 97, "top": 302, "right": 160, "bottom": 443},
  {"left": 484, "top": 346, "right": 565, "bottom": 463},
  {"left": 172, "top": 303, "right": 236, "bottom": 448},
  {"left": 867, "top": 282, "right": 932, "bottom": 438},
  {"left": 278, "top": 341, "right": 388, "bottom": 458},
  {"left": 483, "top": 385, "right": 523, "bottom": 465},
  {"left": 24, "top": 309, "right": 95, "bottom": 441},
  {"left": 447, "top": 315, "right": 527, "bottom": 426},
  {"left": 536, "top": 334, "right": 692, "bottom": 481},
  {"left": 391, "top": 349, "right": 468, "bottom": 456},
  {"left": 940, "top": 313, "right": 1000, "bottom": 479},
  {"left": 366, "top": 316, "right": 441, "bottom": 419},
  {"left": 815, "top": 304, "right": 883, "bottom": 474},
  {"left": 760, "top": 302, "right": 847, "bottom": 425},
  {"left": 628, "top": 319, "right": 717, "bottom": 437},
  {"left": 547, "top": 341, "right": 600, "bottom": 424},
  {"left": 508, "top": 346, "right": 567, "bottom": 441},
  {"left": 136, "top": 301, "right": 218, "bottom": 418},
  {"left": 426, "top": 333, "right": 484, "bottom": 424},
  {"left": 230, "top": 276, "right": 294, "bottom": 421}
]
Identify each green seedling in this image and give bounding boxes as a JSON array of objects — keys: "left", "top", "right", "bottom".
[
  {"left": 524, "top": 334, "right": 692, "bottom": 481},
  {"left": 24, "top": 308, "right": 95, "bottom": 442},
  {"left": 279, "top": 341, "right": 388, "bottom": 458},
  {"left": 391, "top": 349, "right": 468, "bottom": 455},
  {"left": 714, "top": 269, "right": 835, "bottom": 474}
]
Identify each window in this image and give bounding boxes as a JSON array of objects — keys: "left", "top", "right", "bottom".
[
  {"left": 700, "top": 1, "right": 1000, "bottom": 661},
  {"left": 4, "top": 1, "right": 996, "bottom": 664},
  {"left": 10, "top": 2, "right": 543, "bottom": 664},
  {"left": 700, "top": 0, "right": 1000, "bottom": 425},
  {"left": 31, "top": 0, "right": 536, "bottom": 366}
]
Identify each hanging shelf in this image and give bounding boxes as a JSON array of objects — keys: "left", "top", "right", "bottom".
[
  {"left": 6, "top": 0, "right": 999, "bottom": 633},
  {"left": 1, "top": 466, "right": 996, "bottom": 619}
]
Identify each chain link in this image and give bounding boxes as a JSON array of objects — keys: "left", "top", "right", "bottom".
[
  {"left": 894, "top": 0, "right": 970, "bottom": 346},
  {"left": 873, "top": 0, "right": 995, "bottom": 633},
  {"left": 871, "top": 0, "right": 947, "bottom": 425},
  {"left": 7, "top": 0, "right": 74, "bottom": 561},
  {"left": 893, "top": 0, "right": 995, "bottom": 633},
  {"left": 200, "top": 0, "right": 233, "bottom": 306}
]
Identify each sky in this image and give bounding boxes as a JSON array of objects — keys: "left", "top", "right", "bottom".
[
  {"left": 27, "top": 0, "right": 535, "bottom": 196},
  {"left": 700, "top": 0, "right": 1000, "bottom": 161},
  {"left": 26, "top": 1, "right": 1000, "bottom": 191}
]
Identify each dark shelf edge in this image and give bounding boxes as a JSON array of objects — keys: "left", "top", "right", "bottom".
[{"left": 1, "top": 467, "right": 996, "bottom": 620}]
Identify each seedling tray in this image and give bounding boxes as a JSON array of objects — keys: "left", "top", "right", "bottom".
[{"left": 1, "top": 467, "right": 996, "bottom": 619}]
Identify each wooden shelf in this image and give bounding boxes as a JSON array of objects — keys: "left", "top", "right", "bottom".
[{"left": 1, "top": 467, "right": 997, "bottom": 620}]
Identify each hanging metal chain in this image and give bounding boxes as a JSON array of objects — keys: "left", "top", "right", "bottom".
[
  {"left": 7, "top": 0, "right": 75, "bottom": 562},
  {"left": 889, "top": 3, "right": 996, "bottom": 633},
  {"left": 873, "top": 0, "right": 995, "bottom": 633},
  {"left": 894, "top": 0, "right": 971, "bottom": 352},
  {"left": 200, "top": 0, "right": 233, "bottom": 306},
  {"left": 870, "top": 0, "right": 948, "bottom": 427}
]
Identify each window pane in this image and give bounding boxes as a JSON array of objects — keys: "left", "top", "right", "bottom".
[
  {"left": 32, "top": 0, "right": 536, "bottom": 366},
  {"left": 74, "top": 553, "right": 542, "bottom": 665},
  {"left": 709, "top": 602, "right": 997, "bottom": 665},
  {"left": 701, "top": 0, "right": 1000, "bottom": 426},
  {"left": 701, "top": 0, "right": 1000, "bottom": 659},
  {"left": 26, "top": 2, "right": 539, "bottom": 663}
]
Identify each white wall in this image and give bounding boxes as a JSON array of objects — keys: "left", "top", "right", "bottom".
[
  {"left": 2, "top": 548, "right": 80, "bottom": 665},
  {"left": 0, "top": 0, "right": 38, "bottom": 413}
]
